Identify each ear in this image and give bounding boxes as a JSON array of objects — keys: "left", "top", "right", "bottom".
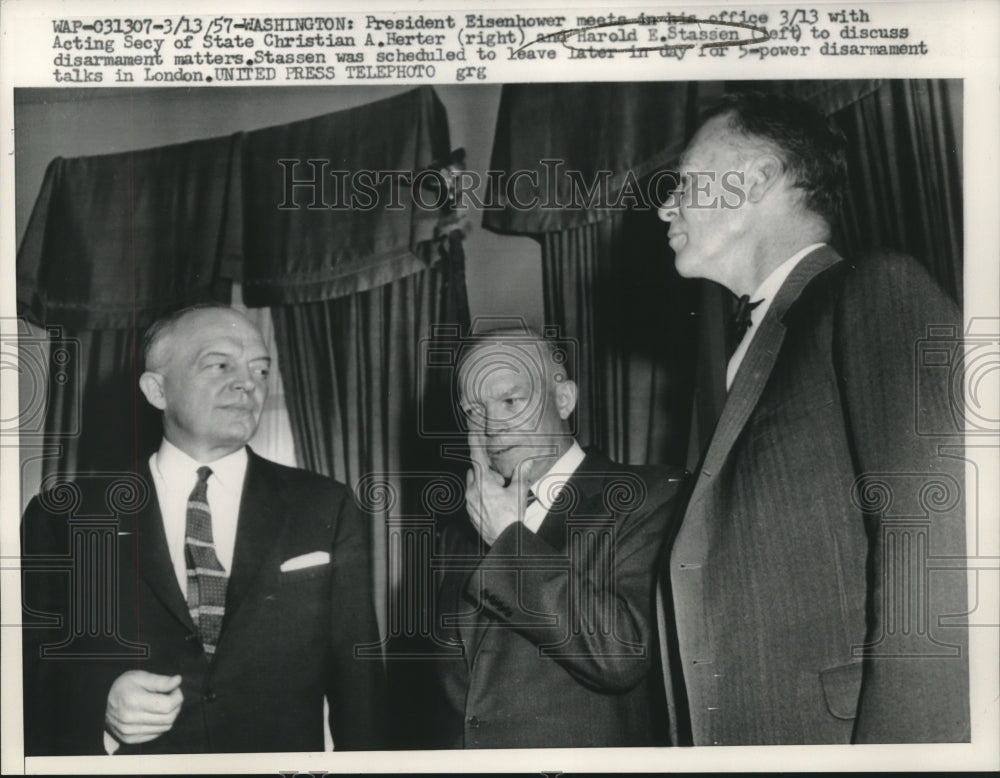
[
  {"left": 745, "top": 153, "right": 784, "bottom": 205},
  {"left": 554, "top": 379, "right": 578, "bottom": 420},
  {"left": 139, "top": 371, "right": 167, "bottom": 411}
]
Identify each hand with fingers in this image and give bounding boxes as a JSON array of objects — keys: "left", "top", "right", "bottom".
[
  {"left": 465, "top": 433, "right": 530, "bottom": 544},
  {"left": 105, "top": 670, "right": 184, "bottom": 746}
]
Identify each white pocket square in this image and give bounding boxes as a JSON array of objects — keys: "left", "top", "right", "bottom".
[{"left": 280, "top": 551, "right": 330, "bottom": 572}]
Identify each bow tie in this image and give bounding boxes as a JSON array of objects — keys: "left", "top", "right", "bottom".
[{"left": 732, "top": 294, "right": 764, "bottom": 343}]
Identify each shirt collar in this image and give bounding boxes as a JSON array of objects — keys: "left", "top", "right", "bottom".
[
  {"left": 529, "top": 440, "right": 586, "bottom": 510},
  {"left": 155, "top": 438, "right": 248, "bottom": 490},
  {"left": 748, "top": 243, "right": 826, "bottom": 323}
]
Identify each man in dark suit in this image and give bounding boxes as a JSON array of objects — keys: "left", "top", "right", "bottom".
[
  {"left": 21, "top": 303, "right": 384, "bottom": 754},
  {"left": 656, "top": 92, "right": 969, "bottom": 744},
  {"left": 428, "top": 329, "right": 684, "bottom": 748}
]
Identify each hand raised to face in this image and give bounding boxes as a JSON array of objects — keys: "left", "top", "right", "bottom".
[{"left": 465, "top": 431, "right": 532, "bottom": 544}]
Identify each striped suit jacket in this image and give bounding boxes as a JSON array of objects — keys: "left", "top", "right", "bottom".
[{"left": 663, "top": 246, "right": 969, "bottom": 745}]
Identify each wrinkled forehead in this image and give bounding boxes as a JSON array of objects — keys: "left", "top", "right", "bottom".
[
  {"left": 457, "top": 341, "right": 548, "bottom": 398},
  {"left": 161, "top": 309, "right": 269, "bottom": 362}
]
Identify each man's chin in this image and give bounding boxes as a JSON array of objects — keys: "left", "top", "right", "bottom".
[
  {"left": 214, "top": 422, "right": 259, "bottom": 449},
  {"left": 673, "top": 250, "right": 700, "bottom": 278}
]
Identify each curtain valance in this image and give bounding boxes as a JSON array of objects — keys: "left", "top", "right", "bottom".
[
  {"left": 17, "top": 134, "right": 241, "bottom": 330},
  {"left": 482, "top": 80, "right": 882, "bottom": 237},
  {"left": 17, "top": 86, "right": 452, "bottom": 326},
  {"left": 241, "top": 86, "right": 451, "bottom": 306}
]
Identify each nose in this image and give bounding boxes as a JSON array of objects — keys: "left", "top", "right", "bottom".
[
  {"left": 483, "top": 414, "right": 504, "bottom": 438},
  {"left": 230, "top": 365, "right": 260, "bottom": 395}
]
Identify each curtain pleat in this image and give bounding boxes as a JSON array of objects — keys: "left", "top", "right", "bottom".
[
  {"left": 39, "top": 327, "right": 162, "bottom": 481},
  {"left": 540, "top": 202, "right": 700, "bottom": 467},
  {"left": 271, "top": 239, "right": 470, "bottom": 635},
  {"left": 833, "top": 80, "right": 963, "bottom": 302}
]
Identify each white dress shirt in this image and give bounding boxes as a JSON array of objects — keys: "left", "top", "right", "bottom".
[
  {"left": 523, "top": 440, "right": 586, "bottom": 533},
  {"left": 149, "top": 439, "right": 249, "bottom": 594},
  {"left": 726, "top": 243, "right": 826, "bottom": 390},
  {"left": 106, "top": 440, "right": 249, "bottom": 753}
]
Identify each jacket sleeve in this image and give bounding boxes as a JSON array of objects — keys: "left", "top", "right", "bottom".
[
  {"left": 21, "top": 495, "right": 116, "bottom": 756},
  {"left": 835, "top": 253, "right": 969, "bottom": 743},
  {"left": 324, "top": 484, "right": 389, "bottom": 750},
  {"left": 465, "top": 470, "right": 681, "bottom": 694}
]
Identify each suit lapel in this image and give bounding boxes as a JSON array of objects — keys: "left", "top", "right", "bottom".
[
  {"left": 535, "top": 450, "right": 613, "bottom": 550},
  {"left": 134, "top": 460, "right": 197, "bottom": 632},
  {"left": 221, "top": 449, "right": 284, "bottom": 635},
  {"left": 686, "top": 246, "right": 844, "bottom": 512}
]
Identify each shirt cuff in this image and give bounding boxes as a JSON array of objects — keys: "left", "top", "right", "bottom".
[{"left": 103, "top": 730, "right": 120, "bottom": 755}]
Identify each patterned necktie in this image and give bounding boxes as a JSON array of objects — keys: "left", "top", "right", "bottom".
[{"left": 185, "top": 466, "right": 228, "bottom": 658}]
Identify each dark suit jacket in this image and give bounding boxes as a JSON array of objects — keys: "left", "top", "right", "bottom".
[
  {"left": 21, "top": 447, "right": 385, "bottom": 755},
  {"left": 430, "top": 451, "right": 684, "bottom": 749},
  {"left": 664, "top": 247, "right": 969, "bottom": 745}
]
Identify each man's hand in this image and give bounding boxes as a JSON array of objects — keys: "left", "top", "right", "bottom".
[
  {"left": 466, "top": 433, "right": 528, "bottom": 544},
  {"left": 105, "top": 670, "right": 183, "bottom": 746}
]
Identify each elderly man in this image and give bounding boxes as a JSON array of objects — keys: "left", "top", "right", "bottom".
[
  {"left": 657, "top": 92, "right": 968, "bottom": 744},
  {"left": 428, "top": 328, "right": 683, "bottom": 748},
  {"left": 21, "top": 303, "right": 384, "bottom": 754}
]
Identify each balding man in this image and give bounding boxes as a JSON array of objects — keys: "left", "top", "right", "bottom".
[
  {"left": 427, "top": 329, "right": 684, "bottom": 748},
  {"left": 21, "top": 303, "right": 384, "bottom": 754},
  {"left": 656, "top": 92, "right": 968, "bottom": 744}
]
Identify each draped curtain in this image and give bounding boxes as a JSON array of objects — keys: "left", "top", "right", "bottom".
[
  {"left": 271, "top": 240, "right": 469, "bottom": 616},
  {"left": 539, "top": 211, "right": 700, "bottom": 465},
  {"left": 17, "top": 132, "right": 243, "bottom": 480},
  {"left": 833, "top": 79, "right": 963, "bottom": 301},
  {"left": 484, "top": 80, "right": 963, "bottom": 469}
]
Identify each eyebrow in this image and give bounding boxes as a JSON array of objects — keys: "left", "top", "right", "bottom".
[{"left": 195, "top": 349, "right": 271, "bottom": 363}]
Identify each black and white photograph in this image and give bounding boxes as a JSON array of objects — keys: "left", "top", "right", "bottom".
[{"left": 1, "top": 1, "right": 998, "bottom": 775}]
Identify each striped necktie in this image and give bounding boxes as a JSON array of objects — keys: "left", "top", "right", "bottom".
[{"left": 185, "top": 466, "right": 228, "bottom": 658}]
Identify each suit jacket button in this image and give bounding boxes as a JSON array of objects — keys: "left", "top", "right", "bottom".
[
  {"left": 467, "top": 716, "right": 479, "bottom": 728},
  {"left": 205, "top": 690, "right": 217, "bottom": 703}
]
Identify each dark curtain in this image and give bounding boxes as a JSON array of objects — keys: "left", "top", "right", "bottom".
[
  {"left": 270, "top": 241, "right": 467, "bottom": 485},
  {"left": 17, "top": 133, "right": 242, "bottom": 480},
  {"left": 484, "top": 82, "right": 704, "bottom": 235},
  {"left": 539, "top": 208, "right": 700, "bottom": 466},
  {"left": 833, "top": 79, "right": 963, "bottom": 302},
  {"left": 485, "top": 80, "right": 963, "bottom": 470},
  {"left": 37, "top": 328, "right": 162, "bottom": 479},
  {"left": 17, "top": 134, "right": 241, "bottom": 330},
  {"left": 241, "top": 86, "right": 451, "bottom": 305},
  {"left": 270, "top": 239, "right": 468, "bottom": 614}
]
